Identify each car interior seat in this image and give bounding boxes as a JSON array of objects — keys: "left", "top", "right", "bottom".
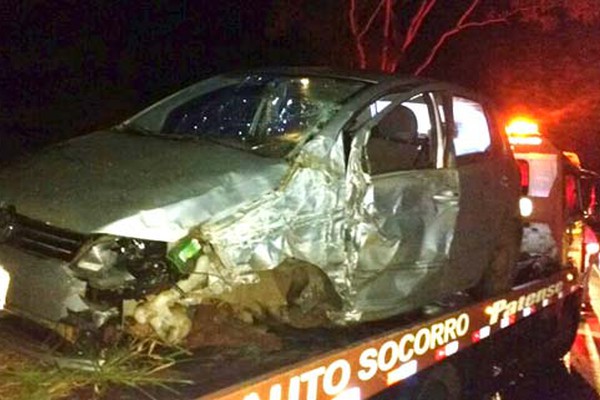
[{"left": 367, "top": 105, "right": 421, "bottom": 174}]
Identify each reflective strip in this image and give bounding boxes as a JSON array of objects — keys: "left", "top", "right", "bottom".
[
  {"left": 445, "top": 341, "right": 459, "bottom": 356},
  {"left": 500, "top": 317, "right": 510, "bottom": 329},
  {"left": 558, "top": 291, "right": 564, "bottom": 299},
  {"left": 522, "top": 307, "right": 532, "bottom": 317},
  {"left": 479, "top": 326, "right": 491, "bottom": 339},
  {"left": 387, "top": 360, "right": 418, "bottom": 385},
  {"left": 435, "top": 348, "right": 446, "bottom": 361},
  {"left": 472, "top": 326, "right": 493, "bottom": 343},
  {"left": 433, "top": 340, "right": 459, "bottom": 364},
  {"left": 332, "top": 388, "right": 361, "bottom": 400},
  {"left": 543, "top": 298, "right": 550, "bottom": 307}
]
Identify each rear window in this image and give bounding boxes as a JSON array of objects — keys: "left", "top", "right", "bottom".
[{"left": 452, "top": 96, "right": 492, "bottom": 158}]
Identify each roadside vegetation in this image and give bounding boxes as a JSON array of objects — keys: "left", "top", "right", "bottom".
[{"left": 0, "top": 320, "right": 191, "bottom": 400}]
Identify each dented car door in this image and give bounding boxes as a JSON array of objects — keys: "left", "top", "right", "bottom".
[{"left": 347, "top": 91, "right": 460, "bottom": 318}]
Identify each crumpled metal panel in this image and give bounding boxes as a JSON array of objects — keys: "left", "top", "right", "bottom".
[
  {"left": 197, "top": 134, "right": 349, "bottom": 290},
  {"left": 340, "top": 129, "right": 459, "bottom": 321},
  {"left": 178, "top": 127, "right": 458, "bottom": 324},
  {"left": 0, "top": 244, "right": 88, "bottom": 322}
]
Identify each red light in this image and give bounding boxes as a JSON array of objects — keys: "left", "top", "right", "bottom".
[
  {"left": 471, "top": 331, "right": 481, "bottom": 343},
  {"left": 517, "top": 159, "right": 529, "bottom": 193},
  {"left": 434, "top": 348, "right": 446, "bottom": 361},
  {"left": 506, "top": 118, "right": 539, "bottom": 135},
  {"left": 505, "top": 117, "right": 542, "bottom": 146},
  {"left": 565, "top": 175, "right": 577, "bottom": 212}
]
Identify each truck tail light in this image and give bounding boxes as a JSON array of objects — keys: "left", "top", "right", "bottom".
[{"left": 517, "top": 159, "right": 529, "bottom": 195}]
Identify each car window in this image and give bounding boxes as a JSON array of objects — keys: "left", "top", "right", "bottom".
[
  {"left": 121, "top": 75, "right": 367, "bottom": 158},
  {"left": 451, "top": 96, "right": 492, "bottom": 160},
  {"left": 365, "top": 93, "right": 436, "bottom": 174}
]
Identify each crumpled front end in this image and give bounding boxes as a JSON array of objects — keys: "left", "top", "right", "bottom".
[{"left": 126, "top": 134, "right": 352, "bottom": 344}]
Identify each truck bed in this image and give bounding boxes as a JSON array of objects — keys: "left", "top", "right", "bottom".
[{"left": 131, "top": 269, "right": 578, "bottom": 400}]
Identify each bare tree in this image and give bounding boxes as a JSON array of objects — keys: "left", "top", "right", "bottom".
[{"left": 348, "top": 0, "right": 600, "bottom": 75}]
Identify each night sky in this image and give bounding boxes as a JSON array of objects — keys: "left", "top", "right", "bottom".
[{"left": 2, "top": 1, "right": 600, "bottom": 169}]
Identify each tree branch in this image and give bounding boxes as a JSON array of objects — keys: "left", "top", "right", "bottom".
[
  {"left": 381, "top": 0, "right": 394, "bottom": 71},
  {"left": 457, "top": 0, "right": 481, "bottom": 26},
  {"left": 360, "top": 0, "right": 386, "bottom": 38},
  {"left": 349, "top": 0, "right": 386, "bottom": 69},
  {"left": 414, "top": 16, "right": 508, "bottom": 75},
  {"left": 348, "top": 0, "right": 366, "bottom": 68},
  {"left": 402, "top": 0, "right": 437, "bottom": 52}
]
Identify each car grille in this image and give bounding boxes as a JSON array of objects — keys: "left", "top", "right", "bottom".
[{"left": 5, "top": 213, "right": 88, "bottom": 262}]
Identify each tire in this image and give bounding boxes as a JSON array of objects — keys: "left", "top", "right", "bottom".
[{"left": 472, "top": 218, "right": 521, "bottom": 298}]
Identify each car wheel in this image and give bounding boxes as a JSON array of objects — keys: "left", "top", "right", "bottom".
[{"left": 473, "top": 218, "right": 521, "bottom": 298}]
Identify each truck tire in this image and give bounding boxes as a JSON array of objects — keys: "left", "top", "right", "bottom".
[{"left": 472, "top": 219, "right": 521, "bottom": 298}]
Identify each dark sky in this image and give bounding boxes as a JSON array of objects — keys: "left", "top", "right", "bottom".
[{"left": 2, "top": 0, "right": 600, "bottom": 169}]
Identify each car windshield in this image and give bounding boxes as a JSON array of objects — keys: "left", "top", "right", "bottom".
[{"left": 120, "top": 74, "right": 368, "bottom": 158}]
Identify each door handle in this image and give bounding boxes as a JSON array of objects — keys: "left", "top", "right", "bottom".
[{"left": 433, "top": 190, "right": 459, "bottom": 203}]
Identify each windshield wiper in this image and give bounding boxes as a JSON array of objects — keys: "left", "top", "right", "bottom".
[{"left": 116, "top": 123, "right": 156, "bottom": 136}]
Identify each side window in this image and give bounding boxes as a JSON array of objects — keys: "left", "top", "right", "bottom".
[
  {"left": 451, "top": 96, "right": 492, "bottom": 160},
  {"left": 365, "top": 93, "right": 436, "bottom": 175}
]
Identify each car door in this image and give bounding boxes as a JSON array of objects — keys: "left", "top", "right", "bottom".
[
  {"left": 438, "top": 93, "right": 511, "bottom": 291},
  {"left": 346, "top": 91, "right": 460, "bottom": 318}
]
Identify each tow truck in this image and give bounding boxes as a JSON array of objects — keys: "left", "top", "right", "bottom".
[{"left": 143, "top": 119, "right": 588, "bottom": 400}]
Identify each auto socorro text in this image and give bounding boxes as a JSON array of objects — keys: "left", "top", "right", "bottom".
[{"left": 242, "top": 313, "right": 470, "bottom": 400}]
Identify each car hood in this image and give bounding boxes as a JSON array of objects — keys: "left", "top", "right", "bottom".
[{"left": 0, "top": 131, "right": 288, "bottom": 242}]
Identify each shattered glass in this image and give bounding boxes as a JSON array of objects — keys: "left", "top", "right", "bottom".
[{"left": 122, "top": 75, "right": 366, "bottom": 159}]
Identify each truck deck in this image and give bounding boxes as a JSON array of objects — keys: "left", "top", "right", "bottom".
[{"left": 140, "top": 269, "right": 579, "bottom": 400}]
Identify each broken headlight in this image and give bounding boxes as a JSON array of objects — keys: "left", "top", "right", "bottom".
[{"left": 73, "top": 237, "right": 175, "bottom": 298}]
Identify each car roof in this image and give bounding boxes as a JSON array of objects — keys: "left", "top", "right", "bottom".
[
  {"left": 223, "top": 66, "right": 426, "bottom": 84},
  {"left": 221, "top": 66, "right": 481, "bottom": 100}
]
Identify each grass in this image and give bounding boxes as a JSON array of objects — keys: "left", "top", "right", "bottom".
[{"left": 0, "top": 338, "right": 193, "bottom": 400}]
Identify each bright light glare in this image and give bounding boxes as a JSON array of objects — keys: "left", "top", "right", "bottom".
[
  {"left": 508, "top": 135, "right": 543, "bottom": 146},
  {"left": 0, "top": 266, "right": 10, "bottom": 310},
  {"left": 519, "top": 197, "right": 534, "bottom": 217},
  {"left": 586, "top": 242, "right": 600, "bottom": 255},
  {"left": 300, "top": 78, "right": 310, "bottom": 88},
  {"left": 566, "top": 273, "right": 574, "bottom": 282},
  {"left": 505, "top": 118, "right": 539, "bottom": 135},
  {"left": 332, "top": 388, "right": 361, "bottom": 400}
]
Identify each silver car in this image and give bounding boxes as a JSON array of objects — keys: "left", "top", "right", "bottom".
[{"left": 0, "top": 68, "right": 521, "bottom": 344}]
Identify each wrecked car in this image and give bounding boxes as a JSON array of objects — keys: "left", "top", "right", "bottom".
[{"left": 0, "top": 68, "right": 521, "bottom": 346}]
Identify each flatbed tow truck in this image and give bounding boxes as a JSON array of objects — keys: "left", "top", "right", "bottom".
[{"left": 143, "top": 267, "right": 581, "bottom": 400}]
